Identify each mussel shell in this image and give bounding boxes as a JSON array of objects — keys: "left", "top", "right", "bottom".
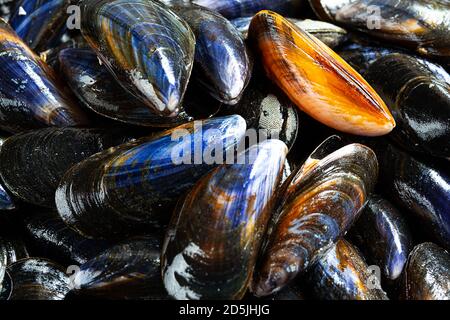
[
  {"left": 0, "top": 270, "right": 11, "bottom": 300},
  {"left": 308, "top": 0, "right": 450, "bottom": 61},
  {"left": 55, "top": 115, "right": 247, "bottom": 239},
  {"left": 248, "top": 11, "right": 395, "bottom": 136},
  {"left": 172, "top": 5, "right": 252, "bottom": 105},
  {"left": 218, "top": 71, "right": 299, "bottom": 151},
  {"left": 9, "top": 0, "right": 73, "bottom": 52},
  {"left": 71, "top": 236, "right": 166, "bottom": 299},
  {"left": 80, "top": 0, "right": 195, "bottom": 117},
  {"left": 7, "top": 258, "right": 70, "bottom": 300},
  {"left": 162, "top": 139, "right": 287, "bottom": 300},
  {"left": 307, "top": 239, "right": 389, "bottom": 300},
  {"left": 0, "top": 181, "right": 15, "bottom": 211},
  {"left": 376, "top": 143, "right": 450, "bottom": 250},
  {"left": 403, "top": 242, "right": 450, "bottom": 300},
  {"left": 0, "top": 0, "right": 16, "bottom": 21},
  {"left": 193, "top": 0, "right": 304, "bottom": 20},
  {"left": 232, "top": 17, "right": 347, "bottom": 48},
  {"left": 0, "top": 128, "right": 133, "bottom": 208},
  {"left": 24, "top": 211, "right": 112, "bottom": 265},
  {"left": 0, "top": 19, "right": 90, "bottom": 133},
  {"left": 251, "top": 137, "right": 378, "bottom": 296},
  {"left": 349, "top": 195, "right": 412, "bottom": 282},
  {"left": 365, "top": 53, "right": 450, "bottom": 158},
  {"left": 0, "top": 236, "right": 28, "bottom": 266}
]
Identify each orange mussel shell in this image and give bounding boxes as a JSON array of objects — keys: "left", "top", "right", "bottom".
[{"left": 248, "top": 11, "right": 395, "bottom": 136}]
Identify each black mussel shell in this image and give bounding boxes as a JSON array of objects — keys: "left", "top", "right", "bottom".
[
  {"left": 7, "top": 258, "right": 70, "bottom": 300},
  {"left": 365, "top": 53, "right": 450, "bottom": 159},
  {"left": 0, "top": 128, "right": 133, "bottom": 208},
  {"left": 71, "top": 236, "right": 167, "bottom": 300},
  {"left": 306, "top": 239, "right": 389, "bottom": 300},
  {"left": 402, "top": 242, "right": 450, "bottom": 300}
]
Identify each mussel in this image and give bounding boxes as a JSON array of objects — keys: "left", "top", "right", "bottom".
[
  {"left": 349, "top": 195, "right": 412, "bottom": 283},
  {"left": 308, "top": 0, "right": 450, "bottom": 62},
  {"left": 248, "top": 11, "right": 395, "bottom": 136},
  {"left": 0, "top": 19, "right": 89, "bottom": 133},
  {"left": 364, "top": 53, "right": 450, "bottom": 159},
  {"left": 55, "top": 115, "right": 247, "bottom": 239},
  {"left": 0, "top": 0, "right": 16, "bottom": 21},
  {"left": 162, "top": 139, "right": 287, "bottom": 300},
  {"left": 0, "top": 236, "right": 28, "bottom": 266},
  {"left": 169, "top": 4, "right": 252, "bottom": 105},
  {"left": 0, "top": 182, "right": 15, "bottom": 211},
  {"left": 25, "top": 211, "right": 112, "bottom": 265},
  {"left": 402, "top": 242, "right": 450, "bottom": 300},
  {"left": 80, "top": 0, "right": 195, "bottom": 118},
  {"left": 9, "top": 0, "right": 73, "bottom": 52},
  {"left": 251, "top": 136, "right": 378, "bottom": 296},
  {"left": 306, "top": 239, "right": 389, "bottom": 300},
  {"left": 193, "top": 0, "right": 304, "bottom": 20},
  {"left": 376, "top": 143, "right": 450, "bottom": 250},
  {"left": 6, "top": 258, "right": 70, "bottom": 300},
  {"left": 71, "top": 236, "right": 167, "bottom": 299},
  {"left": 232, "top": 17, "right": 347, "bottom": 48},
  {"left": 0, "top": 127, "right": 133, "bottom": 208}
]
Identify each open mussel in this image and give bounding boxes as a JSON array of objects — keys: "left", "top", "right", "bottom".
[
  {"left": 0, "top": 19, "right": 89, "bottom": 133},
  {"left": 402, "top": 242, "right": 450, "bottom": 300},
  {"left": 232, "top": 17, "right": 347, "bottom": 48},
  {"left": 162, "top": 139, "right": 287, "bottom": 300},
  {"left": 80, "top": 0, "right": 195, "bottom": 118},
  {"left": 248, "top": 11, "right": 395, "bottom": 136},
  {"left": 169, "top": 4, "right": 252, "bottom": 105},
  {"left": 309, "top": 0, "right": 450, "bottom": 62},
  {"left": 306, "top": 239, "right": 388, "bottom": 300},
  {"left": 6, "top": 258, "right": 70, "bottom": 300},
  {"left": 9, "top": 0, "right": 73, "bottom": 52},
  {"left": 349, "top": 195, "right": 412, "bottom": 283},
  {"left": 193, "top": 0, "right": 304, "bottom": 20},
  {"left": 0, "top": 128, "right": 133, "bottom": 208},
  {"left": 70, "top": 236, "right": 167, "bottom": 299},
  {"left": 25, "top": 212, "right": 112, "bottom": 265},
  {"left": 364, "top": 53, "right": 450, "bottom": 159},
  {"left": 251, "top": 136, "right": 378, "bottom": 296},
  {"left": 376, "top": 143, "right": 450, "bottom": 250},
  {"left": 55, "top": 115, "right": 246, "bottom": 239}
]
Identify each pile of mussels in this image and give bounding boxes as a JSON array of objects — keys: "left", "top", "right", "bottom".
[{"left": 0, "top": 0, "right": 449, "bottom": 301}]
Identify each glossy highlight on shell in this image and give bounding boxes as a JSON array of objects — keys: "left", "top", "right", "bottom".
[
  {"left": 248, "top": 11, "right": 395, "bottom": 136},
  {"left": 55, "top": 116, "right": 246, "bottom": 239},
  {"left": 80, "top": 0, "right": 195, "bottom": 117},
  {"left": 162, "top": 139, "right": 287, "bottom": 300},
  {"left": 251, "top": 136, "right": 378, "bottom": 296}
]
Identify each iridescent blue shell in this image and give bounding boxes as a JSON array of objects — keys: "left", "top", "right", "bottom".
[
  {"left": 162, "top": 139, "right": 288, "bottom": 300},
  {"left": 9, "top": 0, "right": 72, "bottom": 52},
  {"left": 80, "top": 0, "right": 196, "bottom": 118},
  {"left": 55, "top": 115, "right": 247, "bottom": 239},
  {"left": 0, "top": 20, "right": 89, "bottom": 133},
  {"left": 251, "top": 136, "right": 378, "bottom": 296},
  {"left": 0, "top": 182, "right": 15, "bottom": 211},
  {"left": 193, "top": 0, "right": 304, "bottom": 19}
]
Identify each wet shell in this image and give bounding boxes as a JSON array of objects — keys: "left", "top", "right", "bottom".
[
  {"left": 193, "top": 0, "right": 304, "bottom": 20},
  {"left": 9, "top": 0, "right": 73, "bottom": 52},
  {"left": 7, "top": 258, "right": 70, "bottom": 300},
  {"left": 162, "top": 139, "right": 287, "bottom": 300},
  {"left": 251, "top": 136, "right": 378, "bottom": 296},
  {"left": 171, "top": 5, "right": 252, "bottom": 105},
  {"left": 0, "top": 0, "right": 16, "bottom": 21},
  {"left": 403, "top": 242, "right": 450, "bottom": 300},
  {"left": 307, "top": 239, "right": 389, "bottom": 300},
  {"left": 25, "top": 211, "right": 112, "bottom": 265},
  {"left": 309, "top": 0, "right": 450, "bottom": 61},
  {"left": 376, "top": 143, "right": 450, "bottom": 250},
  {"left": 80, "top": 0, "right": 195, "bottom": 117},
  {"left": 0, "top": 182, "right": 15, "bottom": 211},
  {"left": 349, "top": 195, "right": 412, "bottom": 282},
  {"left": 71, "top": 237, "right": 167, "bottom": 299},
  {"left": 0, "top": 128, "right": 133, "bottom": 208},
  {"left": 55, "top": 115, "right": 247, "bottom": 239},
  {"left": 365, "top": 53, "right": 450, "bottom": 159},
  {"left": 0, "top": 19, "right": 89, "bottom": 133},
  {"left": 0, "top": 236, "right": 28, "bottom": 266},
  {"left": 248, "top": 11, "right": 395, "bottom": 136}
]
